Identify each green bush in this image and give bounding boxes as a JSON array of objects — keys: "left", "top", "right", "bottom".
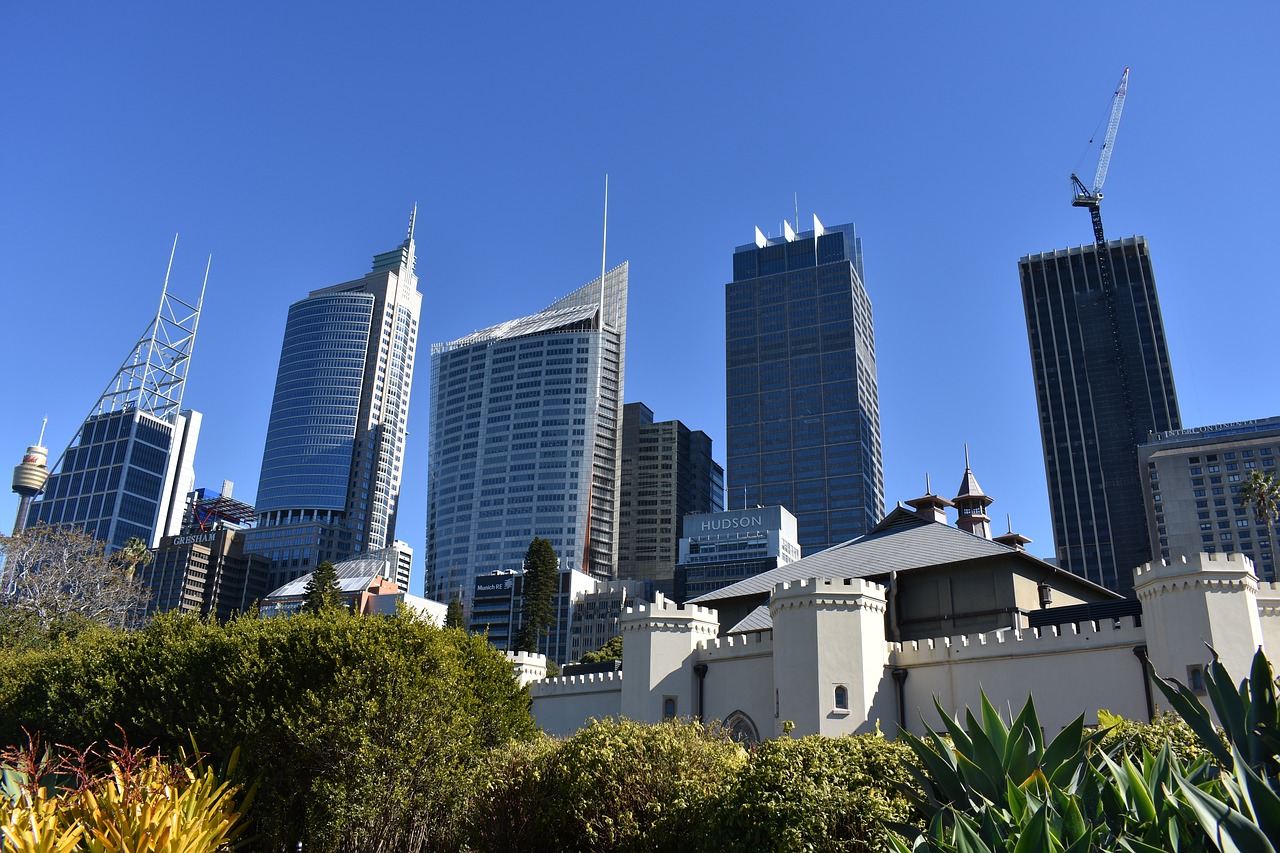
[
  {"left": 0, "top": 611, "right": 535, "bottom": 852},
  {"left": 705, "top": 732, "right": 919, "bottom": 852},
  {"left": 1096, "top": 708, "right": 1212, "bottom": 765},
  {"left": 469, "top": 717, "right": 746, "bottom": 853}
]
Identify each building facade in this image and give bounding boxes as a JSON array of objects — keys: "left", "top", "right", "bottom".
[
  {"left": 673, "top": 505, "right": 800, "bottom": 602},
  {"left": 140, "top": 485, "right": 269, "bottom": 620},
  {"left": 616, "top": 403, "right": 724, "bottom": 594},
  {"left": 426, "top": 263, "right": 628, "bottom": 603},
  {"left": 467, "top": 566, "right": 604, "bottom": 665},
  {"left": 30, "top": 409, "right": 200, "bottom": 551},
  {"left": 1138, "top": 417, "right": 1280, "bottom": 581},
  {"left": 1020, "top": 236, "right": 1181, "bottom": 593},
  {"left": 529, "top": 552, "right": 1276, "bottom": 741},
  {"left": 725, "top": 216, "right": 883, "bottom": 556},
  {"left": 246, "top": 219, "right": 422, "bottom": 590}
]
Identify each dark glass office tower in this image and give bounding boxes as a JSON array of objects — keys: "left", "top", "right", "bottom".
[
  {"left": 726, "top": 217, "right": 883, "bottom": 554},
  {"left": 1020, "top": 235, "right": 1180, "bottom": 593},
  {"left": 616, "top": 402, "right": 725, "bottom": 594}
]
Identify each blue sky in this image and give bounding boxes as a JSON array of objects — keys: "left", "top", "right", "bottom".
[{"left": 2, "top": 4, "right": 1276, "bottom": 596}]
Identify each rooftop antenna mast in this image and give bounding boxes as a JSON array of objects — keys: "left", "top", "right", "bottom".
[
  {"left": 49, "top": 236, "right": 206, "bottom": 472},
  {"left": 600, "top": 174, "right": 608, "bottom": 322}
]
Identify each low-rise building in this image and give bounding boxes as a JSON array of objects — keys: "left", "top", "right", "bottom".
[{"left": 673, "top": 505, "right": 800, "bottom": 602}]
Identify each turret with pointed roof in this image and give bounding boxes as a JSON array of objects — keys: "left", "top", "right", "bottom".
[{"left": 953, "top": 445, "right": 994, "bottom": 539}]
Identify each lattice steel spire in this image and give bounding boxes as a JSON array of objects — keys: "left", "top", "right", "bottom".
[{"left": 91, "top": 236, "right": 208, "bottom": 421}]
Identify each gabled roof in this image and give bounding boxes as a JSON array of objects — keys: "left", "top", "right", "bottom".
[{"left": 689, "top": 506, "right": 1116, "bottom": 605}]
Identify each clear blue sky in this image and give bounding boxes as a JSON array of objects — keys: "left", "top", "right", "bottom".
[{"left": 3, "top": 4, "right": 1276, "bottom": 596}]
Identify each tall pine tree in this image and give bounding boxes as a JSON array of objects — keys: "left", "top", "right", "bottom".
[
  {"left": 514, "top": 537, "right": 558, "bottom": 653},
  {"left": 302, "top": 561, "right": 343, "bottom": 614},
  {"left": 445, "top": 598, "right": 466, "bottom": 629}
]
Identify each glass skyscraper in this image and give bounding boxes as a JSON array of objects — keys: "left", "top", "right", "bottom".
[
  {"left": 29, "top": 409, "right": 200, "bottom": 550},
  {"left": 425, "top": 263, "right": 627, "bottom": 604},
  {"left": 725, "top": 218, "right": 883, "bottom": 555},
  {"left": 246, "top": 219, "right": 422, "bottom": 590},
  {"left": 28, "top": 250, "right": 205, "bottom": 551},
  {"left": 1020, "top": 235, "right": 1180, "bottom": 593}
]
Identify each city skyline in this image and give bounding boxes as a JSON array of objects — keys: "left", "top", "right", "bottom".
[{"left": 3, "top": 5, "right": 1277, "bottom": 596}]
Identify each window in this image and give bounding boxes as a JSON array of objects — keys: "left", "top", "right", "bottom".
[
  {"left": 662, "top": 696, "right": 678, "bottom": 721},
  {"left": 834, "top": 685, "right": 849, "bottom": 713}
]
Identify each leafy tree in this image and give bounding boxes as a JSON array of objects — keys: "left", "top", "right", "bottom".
[
  {"left": 0, "top": 524, "right": 149, "bottom": 631},
  {"left": 0, "top": 611, "right": 536, "bottom": 851},
  {"left": 445, "top": 597, "right": 466, "bottom": 630},
  {"left": 301, "top": 560, "right": 343, "bottom": 614},
  {"left": 514, "top": 537, "right": 557, "bottom": 653},
  {"left": 579, "top": 634, "right": 623, "bottom": 663}
]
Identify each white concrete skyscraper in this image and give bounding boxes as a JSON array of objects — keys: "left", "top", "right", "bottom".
[
  {"left": 425, "top": 263, "right": 628, "bottom": 604},
  {"left": 245, "top": 214, "right": 422, "bottom": 590}
]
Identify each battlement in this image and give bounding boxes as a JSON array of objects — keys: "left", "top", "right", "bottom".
[
  {"left": 1134, "top": 552, "right": 1259, "bottom": 600},
  {"left": 622, "top": 592, "right": 717, "bottom": 622},
  {"left": 770, "top": 577, "right": 886, "bottom": 613},
  {"left": 697, "top": 630, "right": 774, "bottom": 659},
  {"left": 529, "top": 670, "right": 624, "bottom": 697},
  {"left": 891, "top": 616, "right": 1145, "bottom": 666},
  {"left": 506, "top": 650, "right": 547, "bottom": 666},
  {"left": 1134, "top": 551, "right": 1257, "bottom": 579}
]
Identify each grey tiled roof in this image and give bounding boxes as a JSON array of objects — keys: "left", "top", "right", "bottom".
[
  {"left": 725, "top": 606, "right": 773, "bottom": 635},
  {"left": 689, "top": 508, "right": 1037, "bottom": 604}
]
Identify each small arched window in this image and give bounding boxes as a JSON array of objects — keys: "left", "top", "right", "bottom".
[
  {"left": 834, "top": 685, "right": 849, "bottom": 712},
  {"left": 724, "top": 711, "right": 760, "bottom": 746},
  {"left": 663, "top": 696, "right": 677, "bottom": 720}
]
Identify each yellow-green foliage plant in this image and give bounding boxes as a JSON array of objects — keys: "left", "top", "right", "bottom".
[{"left": 0, "top": 737, "right": 252, "bottom": 853}]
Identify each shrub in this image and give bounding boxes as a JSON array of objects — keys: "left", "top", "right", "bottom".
[
  {"left": 0, "top": 736, "right": 251, "bottom": 852},
  {"left": 471, "top": 717, "right": 746, "bottom": 853},
  {"left": 705, "top": 731, "right": 919, "bottom": 852},
  {"left": 0, "top": 611, "right": 536, "bottom": 852}
]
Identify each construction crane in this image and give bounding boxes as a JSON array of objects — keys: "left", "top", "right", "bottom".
[{"left": 1071, "top": 67, "right": 1129, "bottom": 248}]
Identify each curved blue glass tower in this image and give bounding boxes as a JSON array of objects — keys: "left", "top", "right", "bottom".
[{"left": 246, "top": 218, "right": 422, "bottom": 589}]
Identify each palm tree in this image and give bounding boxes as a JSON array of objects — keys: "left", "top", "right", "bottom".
[
  {"left": 117, "top": 536, "right": 152, "bottom": 579},
  {"left": 1238, "top": 469, "right": 1280, "bottom": 579}
]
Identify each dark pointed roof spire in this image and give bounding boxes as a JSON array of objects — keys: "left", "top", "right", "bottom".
[
  {"left": 993, "top": 512, "right": 1033, "bottom": 551},
  {"left": 953, "top": 445, "right": 994, "bottom": 539},
  {"left": 905, "top": 471, "right": 955, "bottom": 524}
]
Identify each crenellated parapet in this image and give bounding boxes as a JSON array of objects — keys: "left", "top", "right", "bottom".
[
  {"left": 621, "top": 593, "right": 719, "bottom": 636},
  {"left": 891, "top": 616, "right": 1146, "bottom": 666},
  {"left": 1134, "top": 553, "right": 1259, "bottom": 601},
  {"left": 769, "top": 577, "right": 887, "bottom": 615},
  {"left": 530, "top": 671, "right": 624, "bottom": 696},
  {"left": 506, "top": 650, "right": 548, "bottom": 686},
  {"left": 1254, "top": 582, "right": 1280, "bottom": 617}
]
